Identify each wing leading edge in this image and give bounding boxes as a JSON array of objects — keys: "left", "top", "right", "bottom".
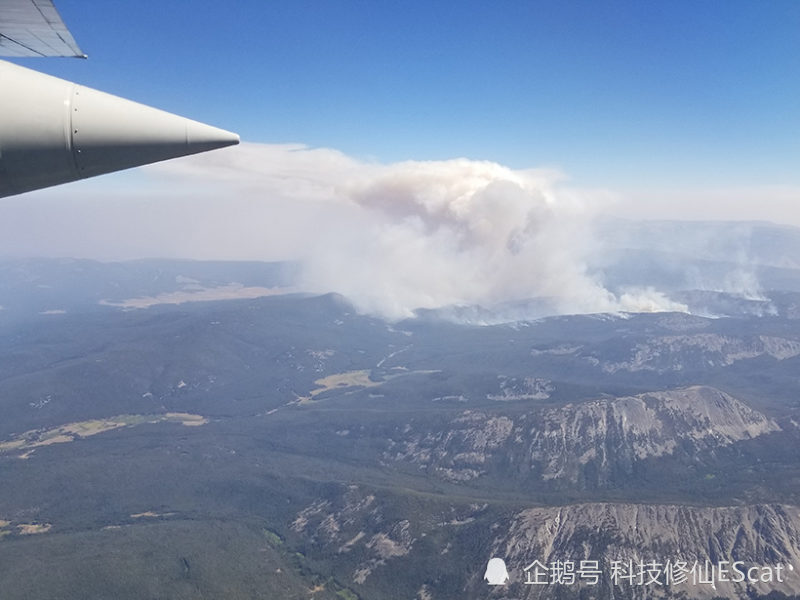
[{"left": 0, "top": 0, "right": 84, "bottom": 57}]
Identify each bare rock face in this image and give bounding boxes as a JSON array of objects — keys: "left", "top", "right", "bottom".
[
  {"left": 594, "top": 334, "right": 800, "bottom": 373},
  {"left": 291, "top": 485, "right": 415, "bottom": 586},
  {"left": 492, "top": 502, "right": 800, "bottom": 599},
  {"left": 292, "top": 488, "right": 800, "bottom": 600},
  {"left": 385, "top": 386, "right": 779, "bottom": 484},
  {"left": 531, "top": 386, "right": 779, "bottom": 482}
]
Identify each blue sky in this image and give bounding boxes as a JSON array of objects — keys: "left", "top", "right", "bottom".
[{"left": 12, "top": 0, "right": 800, "bottom": 191}]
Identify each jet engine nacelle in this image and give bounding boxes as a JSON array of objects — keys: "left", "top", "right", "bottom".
[{"left": 0, "top": 60, "right": 239, "bottom": 198}]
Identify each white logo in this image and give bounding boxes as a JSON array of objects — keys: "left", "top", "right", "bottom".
[{"left": 485, "top": 557, "right": 510, "bottom": 585}]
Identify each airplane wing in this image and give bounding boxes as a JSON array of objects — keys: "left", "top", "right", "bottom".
[
  {"left": 0, "top": 0, "right": 238, "bottom": 198},
  {"left": 0, "top": 0, "right": 84, "bottom": 57}
]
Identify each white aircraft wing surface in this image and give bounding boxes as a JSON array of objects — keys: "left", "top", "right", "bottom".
[
  {"left": 0, "top": 0, "right": 238, "bottom": 198},
  {"left": 0, "top": 0, "right": 84, "bottom": 57}
]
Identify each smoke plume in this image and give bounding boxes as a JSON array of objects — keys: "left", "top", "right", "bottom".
[{"left": 154, "top": 143, "right": 688, "bottom": 320}]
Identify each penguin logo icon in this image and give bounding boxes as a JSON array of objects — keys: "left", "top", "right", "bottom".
[{"left": 484, "top": 557, "right": 510, "bottom": 585}]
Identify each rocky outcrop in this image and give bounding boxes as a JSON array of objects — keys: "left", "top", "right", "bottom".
[
  {"left": 594, "top": 334, "right": 800, "bottom": 373},
  {"left": 291, "top": 485, "right": 416, "bottom": 586},
  {"left": 385, "top": 386, "right": 779, "bottom": 484},
  {"left": 493, "top": 502, "right": 800, "bottom": 599}
]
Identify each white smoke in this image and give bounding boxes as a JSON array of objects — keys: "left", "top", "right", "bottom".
[{"left": 152, "top": 143, "right": 687, "bottom": 320}]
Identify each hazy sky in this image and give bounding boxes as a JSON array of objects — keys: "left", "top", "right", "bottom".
[{"left": 2, "top": 1, "right": 799, "bottom": 262}]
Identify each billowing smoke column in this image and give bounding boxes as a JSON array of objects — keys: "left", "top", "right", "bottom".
[
  {"left": 300, "top": 156, "right": 685, "bottom": 319},
  {"left": 154, "top": 143, "right": 688, "bottom": 321}
]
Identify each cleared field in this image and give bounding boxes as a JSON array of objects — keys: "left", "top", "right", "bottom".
[{"left": 0, "top": 413, "right": 209, "bottom": 458}]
